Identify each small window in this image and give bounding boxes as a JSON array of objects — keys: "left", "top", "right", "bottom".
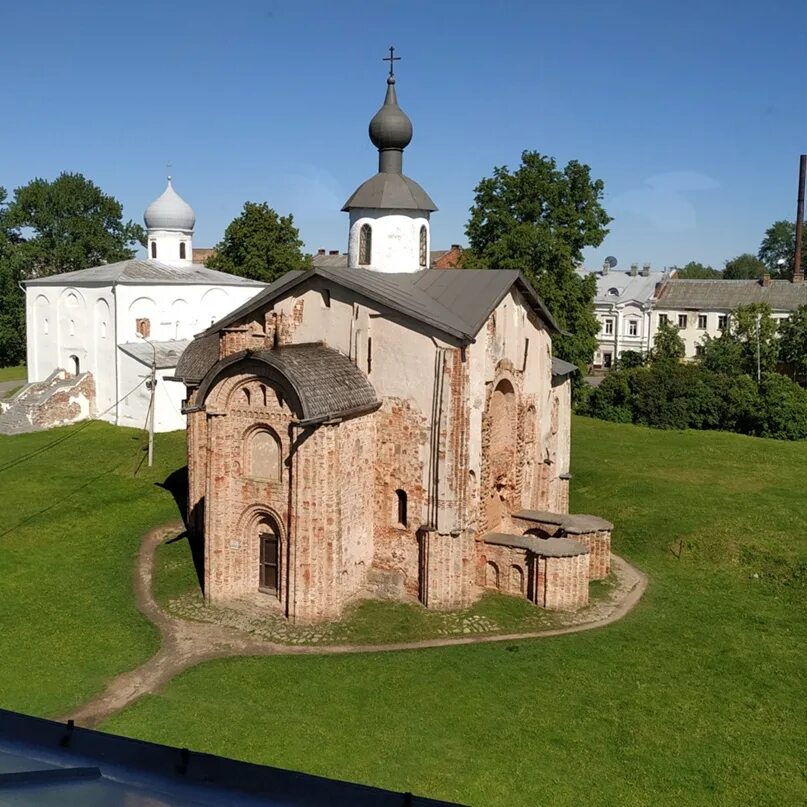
[
  {"left": 259, "top": 530, "right": 279, "bottom": 593},
  {"left": 628, "top": 320, "right": 638, "bottom": 336},
  {"left": 322, "top": 289, "right": 331, "bottom": 308},
  {"left": 604, "top": 319, "right": 614, "bottom": 335},
  {"left": 395, "top": 489, "right": 407, "bottom": 527},
  {"left": 367, "top": 336, "right": 372, "bottom": 374},
  {"left": 69, "top": 319, "right": 75, "bottom": 336},
  {"left": 697, "top": 314, "right": 707, "bottom": 329},
  {"left": 101, "top": 321, "right": 107, "bottom": 338},
  {"left": 69, "top": 355, "right": 80, "bottom": 375},
  {"left": 43, "top": 318, "right": 49, "bottom": 335},
  {"left": 151, "top": 242, "right": 157, "bottom": 259},
  {"left": 659, "top": 314, "right": 669, "bottom": 325},
  {"left": 179, "top": 242, "right": 186, "bottom": 260},
  {"left": 136, "top": 318, "right": 150, "bottom": 338},
  {"left": 419, "top": 225, "right": 427, "bottom": 268},
  {"left": 359, "top": 223, "right": 372, "bottom": 266},
  {"left": 677, "top": 314, "right": 688, "bottom": 329},
  {"left": 603, "top": 352, "right": 613, "bottom": 369},
  {"left": 718, "top": 315, "right": 728, "bottom": 329},
  {"left": 607, "top": 287, "right": 619, "bottom": 297}
]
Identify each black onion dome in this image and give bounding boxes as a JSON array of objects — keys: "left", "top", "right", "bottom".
[{"left": 369, "top": 77, "right": 413, "bottom": 151}]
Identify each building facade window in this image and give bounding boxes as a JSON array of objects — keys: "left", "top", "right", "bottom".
[
  {"left": 395, "top": 489, "right": 407, "bottom": 527},
  {"left": 136, "top": 318, "right": 150, "bottom": 338},
  {"left": 659, "top": 314, "right": 669, "bottom": 325},
  {"left": 718, "top": 314, "right": 728, "bottom": 329},
  {"left": 419, "top": 225, "right": 427, "bottom": 267},
  {"left": 628, "top": 320, "right": 638, "bottom": 336},
  {"left": 603, "top": 351, "right": 613, "bottom": 369},
  {"left": 150, "top": 242, "right": 157, "bottom": 259},
  {"left": 698, "top": 314, "right": 707, "bottom": 329},
  {"left": 678, "top": 314, "right": 688, "bottom": 329},
  {"left": 179, "top": 242, "right": 186, "bottom": 260},
  {"left": 359, "top": 223, "right": 372, "bottom": 265},
  {"left": 604, "top": 318, "right": 614, "bottom": 335}
]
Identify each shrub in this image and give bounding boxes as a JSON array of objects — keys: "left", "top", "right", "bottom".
[{"left": 757, "top": 373, "right": 807, "bottom": 440}]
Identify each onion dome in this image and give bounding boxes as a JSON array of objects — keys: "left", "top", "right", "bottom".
[
  {"left": 144, "top": 177, "right": 196, "bottom": 231},
  {"left": 369, "top": 77, "right": 413, "bottom": 154}
]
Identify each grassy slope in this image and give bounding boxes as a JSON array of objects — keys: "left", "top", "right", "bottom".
[
  {"left": 0, "top": 364, "right": 26, "bottom": 382},
  {"left": 101, "top": 417, "right": 806, "bottom": 806},
  {"left": 0, "top": 423, "right": 186, "bottom": 716}
]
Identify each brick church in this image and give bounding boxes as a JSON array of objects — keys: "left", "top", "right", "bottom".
[{"left": 174, "top": 61, "right": 613, "bottom": 623}]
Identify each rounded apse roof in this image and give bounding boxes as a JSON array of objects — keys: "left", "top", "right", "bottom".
[{"left": 144, "top": 177, "right": 196, "bottom": 231}]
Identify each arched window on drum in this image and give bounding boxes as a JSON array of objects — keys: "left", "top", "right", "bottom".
[{"left": 247, "top": 428, "right": 281, "bottom": 481}]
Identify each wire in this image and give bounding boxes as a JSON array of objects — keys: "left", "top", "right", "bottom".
[{"left": 0, "top": 376, "right": 148, "bottom": 475}]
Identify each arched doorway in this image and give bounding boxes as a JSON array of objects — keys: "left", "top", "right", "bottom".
[
  {"left": 69, "top": 355, "right": 80, "bottom": 376},
  {"left": 257, "top": 515, "right": 282, "bottom": 597}
]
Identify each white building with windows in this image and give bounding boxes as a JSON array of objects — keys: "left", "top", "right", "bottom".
[
  {"left": 21, "top": 180, "right": 265, "bottom": 432},
  {"left": 581, "top": 263, "right": 674, "bottom": 369},
  {"left": 651, "top": 277, "right": 807, "bottom": 359}
]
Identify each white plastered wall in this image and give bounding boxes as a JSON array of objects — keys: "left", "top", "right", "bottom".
[{"left": 347, "top": 208, "right": 430, "bottom": 273}]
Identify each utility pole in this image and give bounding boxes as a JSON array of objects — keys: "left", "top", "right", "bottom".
[
  {"left": 793, "top": 154, "right": 805, "bottom": 284},
  {"left": 139, "top": 334, "right": 157, "bottom": 467},
  {"left": 756, "top": 312, "right": 762, "bottom": 384}
]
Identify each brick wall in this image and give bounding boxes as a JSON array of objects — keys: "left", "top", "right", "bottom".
[
  {"left": 569, "top": 530, "right": 611, "bottom": 580},
  {"left": 420, "top": 529, "right": 476, "bottom": 609},
  {"left": 477, "top": 543, "right": 530, "bottom": 598},
  {"left": 534, "top": 553, "right": 590, "bottom": 611}
]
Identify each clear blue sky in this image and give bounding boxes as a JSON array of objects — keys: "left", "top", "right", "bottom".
[{"left": 1, "top": 0, "right": 805, "bottom": 271}]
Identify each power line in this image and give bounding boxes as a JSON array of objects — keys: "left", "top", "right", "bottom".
[{"left": 0, "top": 377, "right": 148, "bottom": 475}]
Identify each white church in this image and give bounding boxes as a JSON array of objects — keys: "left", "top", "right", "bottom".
[{"left": 17, "top": 180, "right": 265, "bottom": 433}]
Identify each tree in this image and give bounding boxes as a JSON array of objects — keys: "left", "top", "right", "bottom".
[
  {"left": 206, "top": 202, "right": 309, "bottom": 283},
  {"left": 464, "top": 151, "right": 611, "bottom": 375},
  {"left": 617, "top": 350, "right": 645, "bottom": 369},
  {"left": 758, "top": 220, "right": 799, "bottom": 279},
  {"left": 651, "top": 319, "right": 685, "bottom": 364},
  {"left": 778, "top": 305, "right": 807, "bottom": 380},
  {"left": 0, "top": 174, "right": 143, "bottom": 366},
  {"left": 674, "top": 261, "right": 721, "bottom": 279},
  {"left": 732, "top": 303, "right": 778, "bottom": 379},
  {"left": 698, "top": 331, "right": 744, "bottom": 376},
  {"left": 724, "top": 253, "right": 766, "bottom": 280}
]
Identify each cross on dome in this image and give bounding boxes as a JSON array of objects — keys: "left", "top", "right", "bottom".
[{"left": 382, "top": 45, "right": 400, "bottom": 79}]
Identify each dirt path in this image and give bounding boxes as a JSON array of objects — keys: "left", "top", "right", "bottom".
[{"left": 65, "top": 521, "right": 648, "bottom": 728}]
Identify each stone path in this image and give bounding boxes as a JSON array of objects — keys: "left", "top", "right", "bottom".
[{"left": 64, "top": 521, "right": 647, "bottom": 729}]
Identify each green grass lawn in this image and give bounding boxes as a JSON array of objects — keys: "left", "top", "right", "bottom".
[
  {"left": 99, "top": 417, "right": 806, "bottom": 806},
  {"left": 0, "top": 364, "right": 26, "bottom": 382},
  {"left": 0, "top": 423, "right": 186, "bottom": 716}
]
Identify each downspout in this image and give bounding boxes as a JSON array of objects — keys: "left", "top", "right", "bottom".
[
  {"left": 428, "top": 347, "right": 447, "bottom": 530},
  {"left": 111, "top": 281, "right": 119, "bottom": 425}
]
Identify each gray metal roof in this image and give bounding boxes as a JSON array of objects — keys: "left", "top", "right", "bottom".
[
  {"left": 118, "top": 339, "right": 191, "bottom": 369},
  {"left": 579, "top": 268, "right": 671, "bottom": 306},
  {"left": 513, "top": 510, "right": 613, "bottom": 534},
  {"left": 190, "top": 344, "right": 380, "bottom": 425},
  {"left": 174, "top": 333, "right": 219, "bottom": 383},
  {"left": 551, "top": 357, "right": 578, "bottom": 378},
  {"left": 342, "top": 172, "right": 437, "bottom": 212},
  {"left": 658, "top": 278, "right": 807, "bottom": 311},
  {"left": 203, "top": 267, "right": 560, "bottom": 343},
  {"left": 24, "top": 259, "right": 267, "bottom": 287},
  {"left": 483, "top": 533, "right": 589, "bottom": 557}
]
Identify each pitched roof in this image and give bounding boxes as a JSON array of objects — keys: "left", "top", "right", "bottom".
[
  {"left": 173, "top": 333, "right": 219, "bottom": 383},
  {"left": 187, "top": 344, "right": 380, "bottom": 426},
  {"left": 658, "top": 279, "right": 807, "bottom": 311},
  {"left": 118, "top": 339, "right": 191, "bottom": 369},
  {"left": 578, "top": 268, "right": 672, "bottom": 305},
  {"left": 203, "top": 267, "right": 560, "bottom": 343},
  {"left": 342, "top": 172, "right": 437, "bottom": 212},
  {"left": 551, "top": 357, "right": 578, "bottom": 378},
  {"left": 24, "top": 259, "right": 267, "bottom": 287}
]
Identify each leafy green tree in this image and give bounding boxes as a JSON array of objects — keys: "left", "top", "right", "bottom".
[
  {"left": 758, "top": 372, "right": 807, "bottom": 440},
  {"left": 778, "top": 305, "right": 807, "bottom": 380},
  {"left": 464, "top": 151, "right": 611, "bottom": 375},
  {"left": 206, "top": 202, "right": 309, "bottom": 282},
  {"left": 616, "top": 350, "right": 645, "bottom": 369},
  {"left": 651, "top": 319, "right": 685, "bottom": 364},
  {"left": 724, "top": 253, "right": 766, "bottom": 280},
  {"left": 732, "top": 303, "right": 779, "bottom": 378},
  {"left": 0, "top": 174, "right": 143, "bottom": 366},
  {"left": 673, "top": 261, "right": 721, "bottom": 279},
  {"left": 698, "top": 331, "right": 744, "bottom": 375},
  {"left": 758, "top": 220, "right": 799, "bottom": 279}
]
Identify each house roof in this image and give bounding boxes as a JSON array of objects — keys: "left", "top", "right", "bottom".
[
  {"left": 551, "top": 357, "right": 578, "bottom": 378},
  {"left": 188, "top": 343, "right": 380, "bottom": 426},
  {"left": 657, "top": 278, "right": 807, "bottom": 311},
  {"left": 202, "top": 267, "right": 560, "bottom": 343},
  {"left": 24, "top": 259, "right": 267, "bottom": 288},
  {"left": 173, "top": 333, "right": 220, "bottom": 383},
  {"left": 579, "top": 268, "right": 671, "bottom": 306},
  {"left": 118, "top": 339, "right": 191, "bottom": 369},
  {"left": 483, "top": 533, "right": 590, "bottom": 557}
]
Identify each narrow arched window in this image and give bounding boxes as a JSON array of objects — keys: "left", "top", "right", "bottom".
[
  {"left": 259, "top": 521, "right": 280, "bottom": 594},
  {"left": 179, "top": 242, "right": 186, "bottom": 260},
  {"left": 151, "top": 242, "right": 157, "bottom": 259},
  {"left": 69, "top": 355, "right": 80, "bottom": 375},
  {"left": 395, "top": 489, "right": 407, "bottom": 527},
  {"left": 359, "top": 223, "right": 372, "bottom": 266},
  {"left": 43, "top": 318, "right": 49, "bottom": 335},
  {"left": 249, "top": 429, "right": 281, "bottom": 481},
  {"left": 419, "top": 225, "right": 427, "bottom": 268}
]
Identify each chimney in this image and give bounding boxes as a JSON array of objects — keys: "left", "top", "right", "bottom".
[
  {"left": 630, "top": 263, "right": 638, "bottom": 277},
  {"left": 451, "top": 244, "right": 461, "bottom": 250},
  {"left": 641, "top": 263, "right": 651, "bottom": 277},
  {"left": 329, "top": 250, "right": 339, "bottom": 255},
  {"left": 762, "top": 274, "right": 771, "bottom": 287},
  {"left": 317, "top": 248, "right": 325, "bottom": 255},
  {"left": 601, "top": 260, "right": 609, "bottom": 276}
]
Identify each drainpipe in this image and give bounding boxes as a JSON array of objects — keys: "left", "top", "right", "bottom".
[
  {"left": 111, "top": 281, "right": 120, "bottom": 425},
  {"left": 427, "top": 347, "right": 447, "bottom": 530}
]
